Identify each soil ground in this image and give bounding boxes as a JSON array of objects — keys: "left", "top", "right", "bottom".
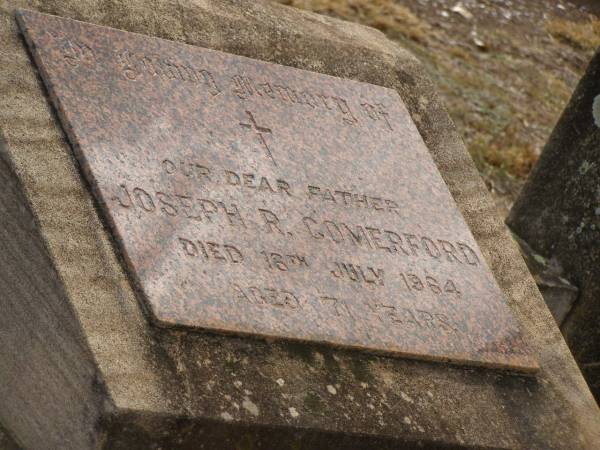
[{"left": 278, "top": 0, "right": 600, "bottom": 215}]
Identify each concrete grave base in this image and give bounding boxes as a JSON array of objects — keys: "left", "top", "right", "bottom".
[
  {"left": 508, "top": 47, "right": 600, "bottom": 402},
  {"left": 1, "top": 0, "right": 599, "bottom": 449}
]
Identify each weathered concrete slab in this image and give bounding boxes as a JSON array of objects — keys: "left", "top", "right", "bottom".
[
  {"left": 508, "top": 46, "right": 600, "bottom": 401},
  {"left": 17, "top": 9, "right": 536, "bottom": 372}
]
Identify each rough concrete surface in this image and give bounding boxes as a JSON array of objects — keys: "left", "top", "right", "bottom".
[
  {"left": 508, "top": 47, "right": 600, "bottom": 402},
  {"left": 0, "top": 0, "right": 599, "bottom": 449},
  {"left": 0, "top": 132, "right": 107, "bottom": 449},
  {"left": 0, "top": 423, "right": 21, "bottom": 450}
]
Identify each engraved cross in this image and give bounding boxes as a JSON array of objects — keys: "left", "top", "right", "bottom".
[{"left": 239, "top": 110, "right": 277, "bottom": 166}]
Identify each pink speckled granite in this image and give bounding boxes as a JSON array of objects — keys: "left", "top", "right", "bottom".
[{"left": 17, "top": 9, "right": 537, "bottom": 373}]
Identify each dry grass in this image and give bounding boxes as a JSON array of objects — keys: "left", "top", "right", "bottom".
[
  {"left": 476, "top": 143, "right": 539, "bottom": 179},
  {"left": 278, "top": 0, "right": 593, "bottom": 205},
  {"left": 546, "top": 16, "right": 600, "bottom": 51},
  {"left": 278, "top": 0, "right": 430, "bottom": 43}
]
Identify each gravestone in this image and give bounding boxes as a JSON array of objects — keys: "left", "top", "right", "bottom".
[
  {"left": 16, "top": 8, "right": 536, "bottom": 372},
  {"left": 508, "top": 47, "right": 600, "bottom": 402},
  {"left": 1, "top": 1, "right": 599, "bottom": 449},
  {"left": 512, "top": 234, "right": 579, "bottom": 325}
]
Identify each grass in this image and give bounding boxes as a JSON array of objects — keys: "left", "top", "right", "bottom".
[
  {"left": 546, "top": 16, "right": 600, "bottom": 51},
  {"left": 277, "top": 0, "right": 594, "bottom": 205},
  {"left": 278, "top": 0, "right": 430, "bottom": 43}
]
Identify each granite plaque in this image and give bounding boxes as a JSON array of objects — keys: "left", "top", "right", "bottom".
[{"left": 17, "top": 10, "right": 538, "bottom": 372}]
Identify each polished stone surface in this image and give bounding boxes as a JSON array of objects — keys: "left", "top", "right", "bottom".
[{"left": 18, "top": 9, "right": 537, "bottom": 372}]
